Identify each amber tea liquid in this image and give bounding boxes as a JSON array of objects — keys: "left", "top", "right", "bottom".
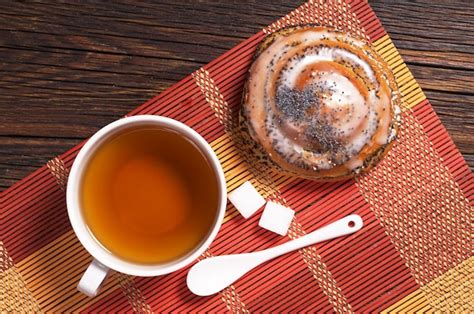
[{"left": 81, "top": 127, "right": 219, "bottom": 264}]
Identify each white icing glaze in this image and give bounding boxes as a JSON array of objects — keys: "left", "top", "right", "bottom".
[
  {"left": 245, "top": 27, "right": 399, "bottom": 176},
  {"left": 315, "top": 72, "right": 367, "bottom": 137},
  {"left": 337, "top": 49, "right": 376, "bottom": 80},
  {"left": 346, "top": 156, "right": 364, "bottom": 170}
]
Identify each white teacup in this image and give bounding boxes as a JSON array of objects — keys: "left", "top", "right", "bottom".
[{"left": 66, "top": 115, "right": 227, "bottom": 297}]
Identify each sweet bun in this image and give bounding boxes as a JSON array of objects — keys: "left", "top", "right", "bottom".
[{"left": 241, "top": 26, "right": 401, "bottom": 180}]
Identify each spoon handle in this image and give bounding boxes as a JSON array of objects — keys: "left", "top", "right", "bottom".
[
  {"left": 187, "top": 215, "right": 363, "bottom": 296},
  {"left": 261, "top": 214, "right": 363, "bottom": 260}
]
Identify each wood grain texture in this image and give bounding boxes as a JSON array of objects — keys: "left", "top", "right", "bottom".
[{"left": 0, "top": 0, "right": 472, "bottom": 191}]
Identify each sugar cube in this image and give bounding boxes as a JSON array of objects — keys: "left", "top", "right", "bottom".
[
  {"left": 258, "top": 201, "right": 295, "bottom": 236},
  {"left": 228, "top": 181, "right": 266, "bottom": 219}
]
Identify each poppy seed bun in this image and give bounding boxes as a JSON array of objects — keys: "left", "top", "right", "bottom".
[{"left": 241, "top": 26, "right": 401, "bottom": 180}]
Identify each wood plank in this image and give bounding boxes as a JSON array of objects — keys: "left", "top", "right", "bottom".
[{"left": 0, "top": 0, "right": 472, "bottom": 191}]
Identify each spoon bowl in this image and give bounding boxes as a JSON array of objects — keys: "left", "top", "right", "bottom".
[{"left": 187, "top": 214, "right": 363, "bottom": 296}]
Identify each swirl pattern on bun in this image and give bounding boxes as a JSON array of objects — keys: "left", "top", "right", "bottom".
[{"left": 242, "top": 26, "right": 401, "bottom": 180}]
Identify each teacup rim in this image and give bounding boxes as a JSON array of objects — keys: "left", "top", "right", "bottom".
[{"left": 66, "top": 115, "right": 227, "bottom": 276}]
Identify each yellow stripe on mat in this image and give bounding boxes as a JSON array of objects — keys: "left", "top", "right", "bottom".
[
  {"left": 372, "top": 35, "right": 426, "bottom": 109},
  {"left": 15, "top": 230, "right": 152, "bottom": 313},
  {"left": 46, "top": 157, "right": 69, "bottom": 190},
  {"left": 0, "top": 241, "right": 41, "bottom": 311},
  {"left": 383, "top": 257, "right": 474, "bottom": 313},
  {"left": 16, "top": 231, "right": 119, "bottom": 312}
]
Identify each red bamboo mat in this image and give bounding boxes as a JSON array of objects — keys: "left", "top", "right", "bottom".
[{"left": 1, "top": 0, "right": 473, "bottom": 312}]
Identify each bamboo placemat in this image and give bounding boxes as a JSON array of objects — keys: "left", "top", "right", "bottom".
[{"left": 1, "top": 0, "right": 472, "bottom": 312}]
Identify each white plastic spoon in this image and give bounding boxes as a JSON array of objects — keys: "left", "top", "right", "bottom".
[{"left": 187, "top": 214, "right": 363, "bottom": 296}]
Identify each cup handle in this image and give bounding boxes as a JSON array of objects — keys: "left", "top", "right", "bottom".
[{"left": 77, "top": 259, "right": 109, "bottom": 297}]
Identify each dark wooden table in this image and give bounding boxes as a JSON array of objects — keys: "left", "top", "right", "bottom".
[{"left": 1, "top": 0, "right": 473, "bottom": 191}]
